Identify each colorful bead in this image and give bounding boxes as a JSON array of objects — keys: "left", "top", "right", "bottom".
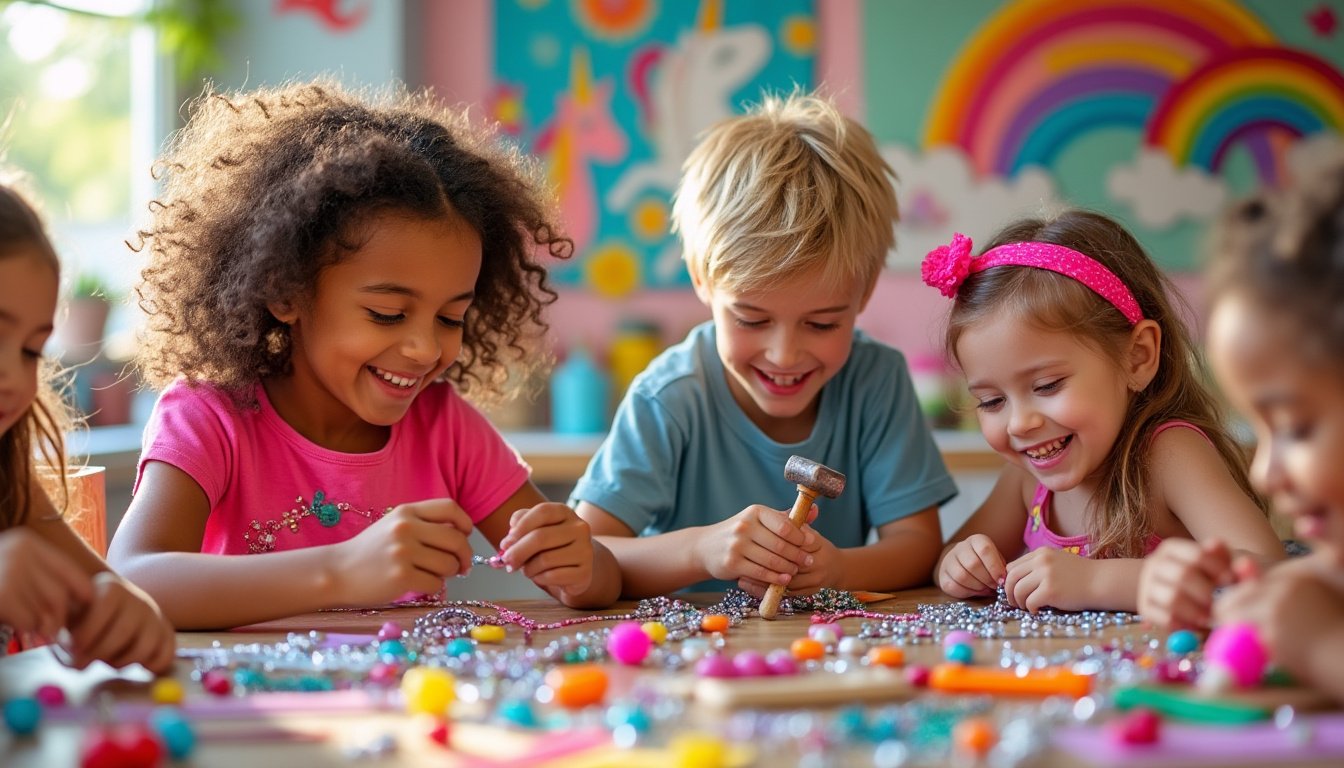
[
  {"left": 1204, "top": 623, "right": 1268, "bottom": 688},
  {"left": 867, "top": 646, "right": 905, "bottom": 668},
  {"left": 695, "top": 654, "right": 737, "bottom": 679},
  {"left": 945, "top": 643, "right": 974, "bottom": 664},
  {"left": 377, "top": 621, "right": 403, "bottom": 641},
  {"left": 151, "top": 678, "right": 184, "bottom": 705},
  {"left": 1109, "top": 708, "right": 1161, "bottom": 745},
  {"left": 701, "top": 614, "right": 730, "bottom": 633},
  {"left": 1165, "top": 629, "right": 1199, "bottom": 655},
  {"left": 368, "top": 662, "right": 400, "bottom": 685},
  {"left": 808, "top": 625, "right": 838, "bottom": 645},
  {"left": 641, "top": 621, "right": 668, "bottom": 645},
  {"left": 545, "top": 664, "right": 608, "bottom": 708},
  {"left": 426, "top": 718, "right": 451, "bottom": 747},
  {"left": 149, "top": 708, "right": 197, "bottom": 759},
  {"left": 672, "top": 733, "right": 727, "bottom": 768},
  {"left": 905, "top": 665, "right": 932, "bottom": 687},
  {"left": 837, "top": 637, "right": 867, "bottom": 656},
  {"left": 378, "top": 639, "right": 409, "bottom": 658},
  {"left": 33, "top": 684, "right": 65, "bottom": 708},
  {"left": 497, "top": 699, "right": 538, "bottom": 728},
  {"left": 791, "top": 638, "right": 825, "bottom": 661},
  {"left": 445, "top": 638, "right": 475, "bottom": 658},
  {"left": 765, "top": 649, "right": 799, "bottom": 676},
  {"left": 201, "top": 669, "right": 232, "bottom": 696},
  {"left": 731, "top": 651, "right": 770, "bottom": 678},
  {"left": 2, "top": 697, "right": 41, "bottom": 735},
  {"left": 605, "top": 703, "right": 651, "bottom": 733},
  {"left": 954, "top": 716, "right": 997, "bottom": 757},
  {"left": 607, "top": 622, "right": 652, "bottom": 665},
  {"left": 469, "top": 625, "right": 506, "bottom": 644},
  {"left": 943, "top": 629, "right": 974, "bottom": 648},
  {"left": 401, "top": 668, "right": 455, "bottom": 716}
]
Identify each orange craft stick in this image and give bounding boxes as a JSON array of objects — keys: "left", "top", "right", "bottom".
[{"left": 929, "top": 663, "right": 1093, "bottom": 698}]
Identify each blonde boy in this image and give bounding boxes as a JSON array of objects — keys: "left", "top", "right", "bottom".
[{"left": 573, "top": 92, "right": 957, "bottom": 596}]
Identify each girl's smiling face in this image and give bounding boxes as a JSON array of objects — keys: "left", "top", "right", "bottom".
[
  {"left": 1209, "top": 293, "right": 1344, "bottom": 556},
  {"left": 269, "top": 210, "right": 481, "bottom": 451}
]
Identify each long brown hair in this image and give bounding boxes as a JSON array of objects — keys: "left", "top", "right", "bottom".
[
  {"left": 946, "top": 209, "right": 1260, "bottom": 557},
  {"left": 0, "top": 181, "right": 70, "bottom": 529}
]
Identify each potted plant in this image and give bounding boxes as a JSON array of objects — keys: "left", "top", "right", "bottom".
[{"left": 54, "top": 272, "right": 113, "bottom": 366}]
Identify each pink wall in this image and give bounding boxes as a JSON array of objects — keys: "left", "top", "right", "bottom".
[{"left": 419, "top": 1, "right": 1207, "bottom": 365}]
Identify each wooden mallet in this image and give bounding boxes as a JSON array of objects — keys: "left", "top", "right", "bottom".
[{"left": 758, "top": 455, "right": 846, "bottom": 620}]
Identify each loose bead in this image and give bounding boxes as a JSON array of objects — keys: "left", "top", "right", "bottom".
[
  {"left": 607, "top": 622, "right": 652, "bottom": 666},
  {"left": 765, "top": 649, "right": 799, "bottom": 676},
  {"left": 905, "top": 665, "right": 932, "bottom": 687},
  {"left": 1204, "top": 623, "right": 1267, "bottom": 688},
  {"left": 701, "top": 614, "right": 730, "bottom": 633},
  {"left": 837, "top": 637, "right": 867, "bottom": 657},
  {"left": 943, "top": 630, "right": 974, "bottom": 648},
  {"left": 695, "top": 654, "right": 737, "bottom": 679},
  {"left": 791, "top": 638, "right": 825, "bottom": 661},
  {"left": 2, "top": 697, "right": 41, "bottom": 735},
  {"left": 1109, "top": 708, "right": 1161, "bottom": 745},
  {"left": 376, "top": 621, "right": 403, "bottom": 641},
  {"left": 33, "top": 684, "right": 65, "bottom": 708},
  {"left": 497, "top": 699, "right": 538, "bottom": 728},
  {"left": 445, "top": 638, "right": 475, "bottom": 658},
  {"left": 470, "top": 625, "right": 506, "bottom": 644},
  {"left": 151, "top": 678, "right": 184, "bottom": 705},
  {"left": 150, "top": 708, "right": 197, "bottom": 759},
  {"left": 945, "top": 643, "right": 974, "bottom": 664},
  {"left": 954, "top": 716, "right": 997, "bottom": 757},
  {"left": 641, "top": 621, "right": 668, "bottom": 645},
  {"left": 201, "top": 669, "right": 232, "bottom": 696},
  {"left": 672, "top": 733, "right": 727, "bottom": 768},
  {"left": 731, "top": 651, "right": 770, "bottom": 678},
  {"left": 867, "top": 646, "right": 905, "bottom": 668},
  {"left": 401, "top": 668, "right": 455, "bottom": 716},
  {"left": 1165, "top": 629, "right": 1200, "bottom": 655},
  {"left": 545, "top": 664, "right": 608, "bottom": 708},
  {"left": 807, "top": 625, "right": 838, "bottom": 645}
]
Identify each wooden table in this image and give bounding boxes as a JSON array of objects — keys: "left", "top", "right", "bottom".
[{"left": 0, "top": 589, "right": 1335, "bottom": 767}]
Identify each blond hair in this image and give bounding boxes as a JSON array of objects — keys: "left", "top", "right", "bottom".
[{"left": 672, "top": 91, "right": 897, "bottom": 294}]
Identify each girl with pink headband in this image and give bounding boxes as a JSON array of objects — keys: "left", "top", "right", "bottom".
[{"left": 925, "top": 209, "right": 1283, "bottom": 615}]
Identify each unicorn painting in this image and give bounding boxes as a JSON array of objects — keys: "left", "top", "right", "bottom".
[
  {"left": 606, "top": 0, "right": 771, "bottom": 212},
  {"left": 535, "top": 47, "right": 628, "bottom": 257}
]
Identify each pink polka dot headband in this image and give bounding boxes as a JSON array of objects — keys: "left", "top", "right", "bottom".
[{"left": 921, "top": 232, "right": 1145, "bottom": 325}]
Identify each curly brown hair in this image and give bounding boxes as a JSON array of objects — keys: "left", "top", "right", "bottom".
[
  {"left": 1208, "top": 146, "right": 1344, "bottom": 372},
  {"left": 0, "top": 179, "right": 71, "bottom": 529},
  {"left": 944, "top": 209, "right": 1261, "bottom": 558},
  {"left": 131, "top": 80, "right": 571, "bottom": 407}
]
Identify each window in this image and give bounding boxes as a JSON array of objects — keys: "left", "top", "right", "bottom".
[{"left": 1, "top": 0, "right": 165, "bottom": 426}]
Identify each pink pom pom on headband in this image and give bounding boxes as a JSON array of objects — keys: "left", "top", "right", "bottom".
[{"left": 920, "top": 233, "right": 1145, "bottom": 325}]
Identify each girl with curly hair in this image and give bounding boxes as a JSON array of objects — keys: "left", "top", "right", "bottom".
[
  {"left": 0, "top": 176, "right": 173, "bottom": 669},
  {"left": 924, "top": 209, "right": 1282, "bottom": 616},
  {"left": 108, "top": 81, "right": 619, "bottom": 628}
]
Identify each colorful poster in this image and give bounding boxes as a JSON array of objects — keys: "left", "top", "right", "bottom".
[
  {"left": 865, "top": 0, "right": 1344, "bottom": 269},
  {"left": 493, "top": 0, "right": 815, "bottom": 294}
]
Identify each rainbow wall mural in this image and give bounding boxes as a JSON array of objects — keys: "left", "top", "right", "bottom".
[{"left": 869, "top": 0, "right": 1344, "bottom": 269}]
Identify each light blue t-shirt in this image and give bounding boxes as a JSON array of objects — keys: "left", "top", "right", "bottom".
[{"left": 571, "top": 321, "right": 958, "bottom": 592}]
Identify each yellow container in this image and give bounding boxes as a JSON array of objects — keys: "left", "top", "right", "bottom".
[{"left": 608, "top": 319, "right": 662, "bottom": 398}]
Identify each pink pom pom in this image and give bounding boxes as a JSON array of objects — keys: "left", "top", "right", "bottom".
[
  {"left": 1204, "top": 622, "right": 1268, "bottom": 688},
  {"left": 606, "top": 621, "right": 652, "bottom": 666}
]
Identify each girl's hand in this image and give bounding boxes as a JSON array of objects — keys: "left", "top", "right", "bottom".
[
  {"left": 64, "top": 573, "right": 176, "bottom": 674},
  {"left": 0, "top": 528, "right": 93, "bottom": 639},
  {"left": 693, "top": 504, "right": 816, "bottom": 589},
  {"left": 497, "top": 503, "right": 597, "bottom": 601},
  {"left": 329, "top": 499, "right": 475, "bottom": 605},
  {"left": 938, "top": 534, "right": 1007, "bottom": 597},
  {"left": 1214, "top": 568, "right": 1344, "bottom": 682},
  {"left": 1003, "top": 548, "right": 1090, "bottom": 612},
  {"left": 1138, "top": 538, "right": 1233, "bottom": 629}
]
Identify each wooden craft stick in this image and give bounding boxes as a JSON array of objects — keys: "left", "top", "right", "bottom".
[
  {"left": 929, "top": 663, "right": 1093, "bottom": 698},
  {"left": 694, "top": 669, "right": 915, "bottom": 709}
]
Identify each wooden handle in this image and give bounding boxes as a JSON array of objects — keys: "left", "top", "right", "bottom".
[
  {"left": 758, "top": 485, "right": 819, "bottom": 620},
  {"left": 695, "top": 668, "right": 914, "bottom": 708}
]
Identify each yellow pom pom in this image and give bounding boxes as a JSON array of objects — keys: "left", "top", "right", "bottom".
[
  {"left": 672, "top": 732, "right": 727, "bottom": 768},
  {"left": 151, "top": 678, "right": 184, "bottom": 705}
]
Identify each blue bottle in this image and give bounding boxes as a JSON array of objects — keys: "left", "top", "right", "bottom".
[{"left": 551, "top": 347, "right": 610, "bottom": 434}]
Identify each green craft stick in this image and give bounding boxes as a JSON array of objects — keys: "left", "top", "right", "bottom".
[{"left": 1112, "top": 686, "right": 1269, "bottom": 724}]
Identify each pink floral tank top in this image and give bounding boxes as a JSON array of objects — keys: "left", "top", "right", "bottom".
[{"left": 1021, "top": 420, "right": 1212, "bottom": 557}]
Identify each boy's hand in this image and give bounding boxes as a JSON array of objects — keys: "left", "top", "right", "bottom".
[
  {"left": 1003, "top": 548, "right": 1090, "bottom": 612},
  {"left": 1214, "top": 568, "right": 1344, "bottom": 682},
  {"left": 0, "top": 528, "right": 92, "bottom": 639},
  {"left": 497, "top": 503, "right": 595, "bottom": 600},
  {"left": 1138, "top": 538, "right": 1234, "bottom": 629},
  {"left": 694, "top": 504, "right": 815, "bottom": 589},
  {"left": 739, "top": 526, "right": 839, "bottom": 598},
  {"left": 65, "top": 573, "right": 176, "bottom": 674},
  {"left": 938, "top": 534, "right": 1006, "bottom": 597},
  {"left": 329, "top": 499, "right": 475, "bottom": 605}
]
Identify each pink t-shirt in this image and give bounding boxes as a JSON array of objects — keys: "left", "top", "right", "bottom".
[
  {"left": 1021, "top": 421, "right": 1212, "bottom": 557},
  {"left": 136, "top": 380, "right": 531, "bottom": 555}
]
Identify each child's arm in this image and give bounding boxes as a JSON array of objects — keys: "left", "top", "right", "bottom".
[
  {"left": 1214, "top": 560, "right": 1344, "bottom": 703},
  {"left": 475, "top": 482, "right": 621, "bottom": 609},
  {"left": 1139, "top": 428, "right": 1284, "bottom": 628},
  {"left": 21, "top": 480, "right": 175, "bottom": 672},
  {"left": 935, "top": 467, "right": 1032, "bottom": 597},
  {"left": 738, "top": 506, "right": 943, "bottom": 596},
  {"left": 576, "top": 500, "right": 814, "bottom": 598},
  {"left": 109, "top": 462, "right": 475, "bottom": 629}
]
